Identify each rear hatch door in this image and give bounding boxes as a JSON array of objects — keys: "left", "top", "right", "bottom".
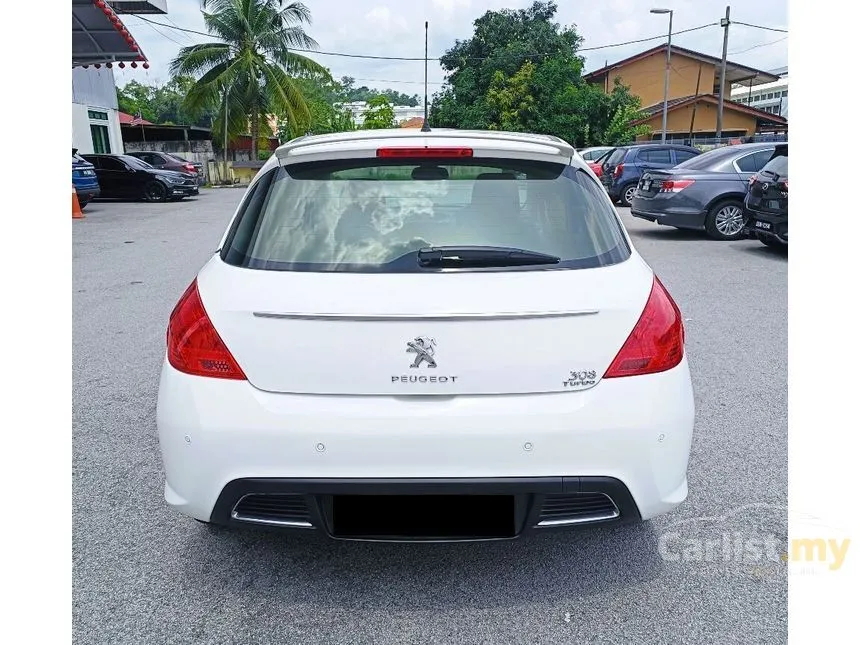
[{"left": 198, "top": 257, "right": 653, "bottom": 396}]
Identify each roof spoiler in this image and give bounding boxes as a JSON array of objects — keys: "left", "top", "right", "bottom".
[{"left": 275, "top": 130, "right": 575, "bottom": 161}]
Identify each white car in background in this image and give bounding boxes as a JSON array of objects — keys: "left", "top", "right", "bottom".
[
  {"left": 157, "top": 128, "right": 695, "bottom": 541},
  {"left": 577, "top": 145, "right": 614, "bottom": 162}
]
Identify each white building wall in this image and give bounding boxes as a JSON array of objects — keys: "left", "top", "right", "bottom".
[
  {"left": 731, "top": 72, "right": 789, "bottom": 119},
  {"left": 72, "top": 67, "right": 124, "bottom": 155},
  {"left": 340, "top": 101, "right": 424, "bottom": 127}
]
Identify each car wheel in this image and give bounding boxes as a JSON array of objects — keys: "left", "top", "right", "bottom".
[
  {"left": 145, "top": 181, "right": 168, "bottom": 203},
  {"left": 620, "top": 184, "right": 637, "bottom": 207},
  {"left": 705, "top": 200, "right": 747, "bottom": 240}
]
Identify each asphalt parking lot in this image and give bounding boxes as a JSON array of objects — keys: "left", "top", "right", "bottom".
[{"left": 73, "top": 192, "right": 787, "bottom": 645}]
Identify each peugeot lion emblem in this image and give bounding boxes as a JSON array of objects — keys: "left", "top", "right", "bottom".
[{"left": 406, "top": 336, "right": 437, "bottom": 368}]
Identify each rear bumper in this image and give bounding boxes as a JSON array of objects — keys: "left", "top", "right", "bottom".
[
  {"left": 157, "top": 356, "right": 695, "bottom": 532},
  {"left": 207, "top": 476, "right": 642, "bottom": 541},
  {"left": 742, "top": 208, "right": 788, "bottom": 242},
  {"left": 74, "top": 185, "right": 100, "bottom": 201},
  {"left": 631, "top": 198, "right": 706, "bottom": 230}
]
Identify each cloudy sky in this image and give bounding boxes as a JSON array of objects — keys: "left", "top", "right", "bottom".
[{"left": 117, "top": 0, "right": 788, "bottom": 96}]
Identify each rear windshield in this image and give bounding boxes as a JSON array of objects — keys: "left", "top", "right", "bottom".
[
  {"left": 606, "top": 148, "right": 626, "bottom": 165},
  {"left": 123, "top": 156, "right": 153, "bottom": 170},
  {"left": 221, "top": 158, "right": 630, "bottom": 273},
  {"left": 761, "top": 154, "right": 788, "bottom": 177}
]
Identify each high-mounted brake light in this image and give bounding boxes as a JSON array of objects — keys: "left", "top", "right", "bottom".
[
  {"left": 604, "top": 276, "right": 685, "bottom": 378},
  {"left": 166, "top": 280, "right": 246, "bottom": 380},
  {"left": 660, "top": 179, "right": 695, "bottom": 193},
  {"left": 376, "top": 147, "right": 473, "bottom": 158}
]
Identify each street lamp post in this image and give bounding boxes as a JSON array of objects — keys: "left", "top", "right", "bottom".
[
  {"left": 222, "top": 83, "right": 230, "bottom": 185},
  {"left": 651, "top": 8, "right": 674, "bottom": 144}
]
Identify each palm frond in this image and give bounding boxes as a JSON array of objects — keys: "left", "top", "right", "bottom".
[{"left": 169, "top": 43, "right": 231, "bottom": 77}]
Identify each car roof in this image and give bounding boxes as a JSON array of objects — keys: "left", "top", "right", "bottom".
[
  {"left": 275, "top": 128, "right": 578, "bottom": 166},
  {"left": 625, "top": 143, "right": 700, "bottom": 151}
]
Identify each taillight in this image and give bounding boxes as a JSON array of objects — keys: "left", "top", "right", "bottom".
[
  {"left": 613, "top": 163, "right": 624, "bottom": 178},
  {"left": 376, "top": 147, "right": 473, "bottom": 158},
  {"left": 604, "top": 276, "right": 685, "bottom": 378},
  {"left": 166, "top": 280, "right": 246, "bottom": 380},
  {"left": 184, "top": 164, "right": 196, "bottom": 173},
  {"left": 779, "top": 180, "right": 787, "bottom": 193},
  {"left": 659, "top": 179, "right": 695, "bottom": 193},
  {"left": 749, "top": 174, "right": 758, "bottom": 187}
]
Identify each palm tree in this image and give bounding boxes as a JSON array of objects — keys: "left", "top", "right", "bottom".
[{"left": 171, "top": 0, "right": 328, "bottom": 159}]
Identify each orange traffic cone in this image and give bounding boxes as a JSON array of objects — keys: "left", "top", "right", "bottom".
[{"left": 73, "top": 185, "right": 84, "bottom": 219}]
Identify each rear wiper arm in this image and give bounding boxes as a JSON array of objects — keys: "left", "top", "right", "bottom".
[{"left": 417, "top": 246, "right": 561, "bottom": 268}]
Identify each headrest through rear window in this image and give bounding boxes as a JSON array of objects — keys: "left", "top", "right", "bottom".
[{"left": 470, "top": 172, "right": 519, "bottom": 213}]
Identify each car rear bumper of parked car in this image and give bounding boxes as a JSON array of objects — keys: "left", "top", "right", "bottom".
[
  {"left": 75, "top": 186, "right": 100, "bottom": 203},
  {"left": 630, "top": 205, "right": 707, "bottom": 230},
  {"left": 157, "top": 356, "right": 695, "bottom": 539},
  {"left": 743, "top": 209, "right": 787, "bottom": 243}
]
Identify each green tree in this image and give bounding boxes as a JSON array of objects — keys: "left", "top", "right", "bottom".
[
  {"left": 429, "top": 1, "right": 648, "bottom": 146},
  {"left": 340, "top": 76, "right": 419, "bottom": 106},
  {"left": 275, "top": 72, "right": 356, "bottom": 139},
  {"left": 116, "top": 80, "right": 157, "bottom": 122},
  {"left": 361, "top": 95, "right": 396, "bottom": 129},
  {"left": 170, "top": 0, "right": 328, "bottom": 158},
  {"left": 486, "top": 60, "right": 537, "bottom": 131}
]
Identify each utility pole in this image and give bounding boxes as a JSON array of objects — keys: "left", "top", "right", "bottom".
[
  {"left": 650, "top": 8, "right": 674, "bottom": 144},
  {"left": 689, "top": 64, "right": 702, "bottom": 143},
  {"left": 715, "top": 6, "right": 731, "bottom": 140},
  {"left": 222, "top": 84, "right": 229, "bottom": 185}
]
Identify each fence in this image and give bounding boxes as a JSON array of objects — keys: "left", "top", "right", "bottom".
[{"left": 625, "top": 133, "right": 787, "bottom": 151}]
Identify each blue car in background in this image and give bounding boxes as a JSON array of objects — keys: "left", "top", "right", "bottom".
[
  {"left": 73, "top": 149, "right": 100, "bottom": 208},
  {"left": 600, "top": 143, "right": 701, "bottom": 207}
]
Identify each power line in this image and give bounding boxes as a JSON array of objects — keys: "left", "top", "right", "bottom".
[
  {"left": 729, "top": 36, "right": 787, "bottom": 55},
  {"left": 580, "top": 23, "right": 717, "bottom": 51},
  {"left": 132, "top": 14, "right": 786, "bottom": 64},
  {"left": 132, "top": 14, "right": 721, "bottom": 62},
  {"left": 733, "top": 21, "right": 788, "bottom": 34},
  {"left": 128, "top": 18, "right": 187, "bottom": 47},
  {"left": 351, "top": 77, "right": 444, "bottom": 86}
]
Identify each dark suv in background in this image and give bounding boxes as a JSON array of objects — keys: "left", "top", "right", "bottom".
[
  {"left": 743, "top": 144, "right": 788, "bottom": 248},
  {"left": 601, "top": 144, "right": 701, "bottom": 206}
]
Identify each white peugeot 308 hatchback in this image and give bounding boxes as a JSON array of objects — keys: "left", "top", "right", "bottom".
[{"left": 157, "top": 128, "right": 695, "bottom": 541}]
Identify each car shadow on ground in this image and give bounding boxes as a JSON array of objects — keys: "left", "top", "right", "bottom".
[
  {"left": 631, "top": 227, "right": 713, "bottom": 242},
  {"left": 179, "top": 520, "right": 665, "bottom": 609},
  {"left": 732, "top": 243, "right": 788, "bottom": 260}
]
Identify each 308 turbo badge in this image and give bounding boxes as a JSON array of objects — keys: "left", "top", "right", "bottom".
[{"left": 563, "top": 369, "right": 597, "bottom": 389}]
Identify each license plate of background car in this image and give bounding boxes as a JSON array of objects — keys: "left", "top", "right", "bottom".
[{"left": 755, "top": 220, "right": 772, "bottom": 230}]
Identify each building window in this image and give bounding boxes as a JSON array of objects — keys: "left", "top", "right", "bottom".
[
  {"left": 88, "top": 110, "right": 108, "bottom": 121},
  {"left": 90, "top": 124, "right": 111, "bottom": 154},
  {"left": 781, "top": 90, "right": 788, "bottom": 97}
]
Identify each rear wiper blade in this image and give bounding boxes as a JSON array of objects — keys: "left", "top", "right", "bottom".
[{"left": 417, "top": 246, "right": 561, "bottom": 268}]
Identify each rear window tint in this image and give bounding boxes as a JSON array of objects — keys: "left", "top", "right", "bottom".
[
  {"left": 761, "top": 154, "right": 787, "bottom": 176},
  {"left": 607, "top": 148, "right": 626, "bottom": 165},
  {"left": 221, "top": 158, "right": 630, "bottom": 273}
]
